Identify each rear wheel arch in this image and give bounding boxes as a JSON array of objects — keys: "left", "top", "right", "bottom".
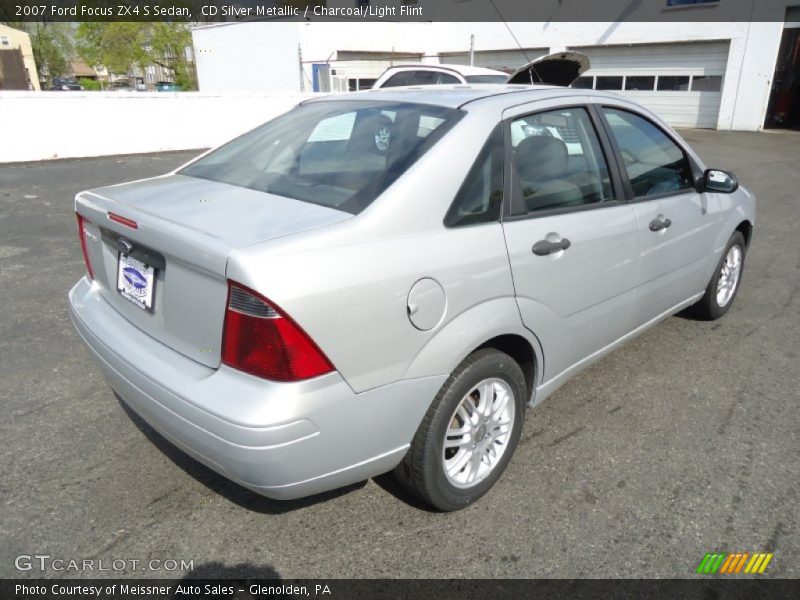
[
  {"left": 474, "top": 334, "right": 537, "bottom": 403},
  {"left": 402, "top": 298, "right": 543, "bottom": 397}
]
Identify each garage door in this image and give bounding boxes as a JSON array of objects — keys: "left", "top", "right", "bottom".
[{"left": 571, "top": 41, "right": 730, "bottom": 129}]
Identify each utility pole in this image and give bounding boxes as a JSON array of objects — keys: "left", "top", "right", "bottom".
[
  {"left": 298, "top": 44, "right": 305, "bottom": 92},
  {"left": 469, "top": 34, "right": 475, "bottom": 66}
]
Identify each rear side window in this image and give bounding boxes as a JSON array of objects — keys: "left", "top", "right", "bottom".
[
  {"left": 381, "top": 72, "right": 413, "bottom": 87},
  {"left": 445, "top": 125, "right": 504, "bottom": 227},
  {"left": 180, "top": 101, "right": 463, "bottom": 214},
  {"left": 601, "top": 108, "right": 693, "bottom": 198}
]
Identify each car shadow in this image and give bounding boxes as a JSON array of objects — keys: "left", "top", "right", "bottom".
[
  {"left": 371, "top": 472, "right": 439, "bottom": 513},
  {"left": 116, "top": 394, "right": 366, "bottom": 515},
  {"left": 674, "top": 306, "right": 706, "bottom": 321}
]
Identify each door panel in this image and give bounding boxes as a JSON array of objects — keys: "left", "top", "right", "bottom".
[
  {"left": 599, "top": 105, "right": 721, "bottom": 325},
  {"left": 503, "top": 208, "right": 639, "bottom": 383},
  {"left": 501, "top": 103, "right": 639, "bottom": 383},
  {"left": 631, "top": 192, "right": 719, "bottom": 323}
]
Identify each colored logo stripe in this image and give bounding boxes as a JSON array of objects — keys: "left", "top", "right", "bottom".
[
  {"left": 744, "top": 553, "right": 774, "bottom": 574},
  {"left": 696, "top": 552, "right": 773, "bottom": 574}
]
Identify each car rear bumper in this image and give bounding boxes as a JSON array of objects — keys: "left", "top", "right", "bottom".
[{"left": 68, "top": 277, "right": 444, "bottom": 500}]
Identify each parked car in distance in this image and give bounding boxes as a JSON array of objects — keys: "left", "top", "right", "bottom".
[
  {"left": 50, "top": 77, "right": 83, "bottom": 91},
  {"left": 373, "top": 51, "right": 591, "bottom": 89},
  {"left": 109, "top": 79, "right": 136, "bottom": 92},
  {"left": 155, "top": 81, "right": 182, "bottom": 92},
  {"left": 69, "top": 84, "right": 754, "bottom": 511},
  {"left": 373, "top": 63, "right": 509, "bottom": 88}
]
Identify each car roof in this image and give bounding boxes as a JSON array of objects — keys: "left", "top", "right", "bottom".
[
  {"left": 382, "top": 63, "right": 506, "bottom": 77},
  {"left": 303, "top": 84, "right": 622, "bottom": 110}
]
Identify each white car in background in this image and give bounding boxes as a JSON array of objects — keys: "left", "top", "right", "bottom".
[
  {"left": 373, "top": 63, "right": 509, "bottom": 88},
  {"left": 373, "top": 51, "right": 590, "bottom": 89}
]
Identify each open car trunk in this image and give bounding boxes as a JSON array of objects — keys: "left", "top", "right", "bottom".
[{"left": 507, "top": 51, "right": 590, "bottom": 87}]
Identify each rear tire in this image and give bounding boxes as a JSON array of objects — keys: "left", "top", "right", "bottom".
[
  {"left": 691, "top": 231, "right": 746, "bottom": 320},
  {"left": 394, "top": 348, "right": 526, "bottom": 512}
]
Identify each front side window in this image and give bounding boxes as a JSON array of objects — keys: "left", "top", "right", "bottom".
[
  {"left": 602, "top": 107, "right": 693, "bottom": 198},
  {"left": 511, "top": 107, "right": 614, "bottom": 213},
  {"left": 180, "top": 101, "right": 462, "bottom": 214}
]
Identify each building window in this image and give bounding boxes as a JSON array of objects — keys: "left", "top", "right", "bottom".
[
  {"left": 596, "top": 76, "right": 623, "bottom": 90},
  {"left": 0, "top": 36, "right": 10, "bottom": 46},
  {"left": 348, "top": 78, "right": 377, "bottom": 91},
  {"left": 657, "top": 76, "right": 691, "bottom": 91},
  {"left": 691, "top": 75, "right": 723, "bottom": 92},
  {"left": 571, "top": 76, "right": 594, "bottom": 89},
  {"left": 625, "top": 76, "right": 656, "bottom": 91}
]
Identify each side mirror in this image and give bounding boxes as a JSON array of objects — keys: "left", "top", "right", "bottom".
[{"left": 702, "top": 169, "right": 739, "bottom": 193}]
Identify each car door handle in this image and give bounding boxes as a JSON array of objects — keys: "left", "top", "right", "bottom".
[
  {"left": 649, "top": 216, "right": 672, "bottom": 232},
  {"left": 532, "top": 237, "right": 571, "bottom": 256}
]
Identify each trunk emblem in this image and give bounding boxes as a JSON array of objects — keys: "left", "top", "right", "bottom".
[{"left": 118, "top": 238, "right": 134, "bottom": 255}]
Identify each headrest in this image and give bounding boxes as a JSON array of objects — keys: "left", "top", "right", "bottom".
[{"left": 514, "top": 136, "right": 569, "bottom": 181}]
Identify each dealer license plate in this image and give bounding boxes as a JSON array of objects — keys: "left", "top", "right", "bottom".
[{"left": 117, "top": 253, "right": 156, "bottom": 311}]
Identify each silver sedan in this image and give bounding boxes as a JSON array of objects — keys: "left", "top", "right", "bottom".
[{"left": 68, "top": 85, "right": 755, "bottom": 511}]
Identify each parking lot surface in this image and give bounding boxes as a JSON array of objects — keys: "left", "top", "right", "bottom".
[{"left": 1, "top": 129, "right": 798, "bottom": 579}]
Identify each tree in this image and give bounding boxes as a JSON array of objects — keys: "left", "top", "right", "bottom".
[
  {"left": 76, "top": 22, "right": 196, "bottom": 90},
  {"left": 147, "top": 23, "right": 195, "bottom": 90},
  {"left": 76, "top": 23, "right": 148, "bottom": 75}
]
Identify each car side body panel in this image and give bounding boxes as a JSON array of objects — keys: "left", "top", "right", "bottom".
[{"left": 228, "top": 222, "right": 517, "bottom": 394}]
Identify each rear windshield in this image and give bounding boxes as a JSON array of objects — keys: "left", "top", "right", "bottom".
[
  {"left": 465, "top": 75, "right": 508, "bottom": 84},
  {"left": 180, "top": 100, "right": 463, "bottom": 214}
]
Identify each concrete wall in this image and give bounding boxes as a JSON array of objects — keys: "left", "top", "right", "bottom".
[
  {"left": 0, "top": 91, "right": 314, "bottom": 164},
  {"left": 194, "top": 23, "right": 302, "bottom": 93}
]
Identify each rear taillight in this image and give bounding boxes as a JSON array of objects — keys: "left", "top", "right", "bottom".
[
  {"left": 221, "top": 281, "right": 334, "bottom": 382},
  {"left": 76, "top": 213, "right": 94, "bottom": 279}
]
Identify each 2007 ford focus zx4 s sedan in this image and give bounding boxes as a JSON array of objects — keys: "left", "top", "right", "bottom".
[{"left": 69, "top": 84, "right": 755, "bottom": 511}]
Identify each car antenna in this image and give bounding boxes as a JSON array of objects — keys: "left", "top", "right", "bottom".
[{"left": 487, "top": 0, "right": 542, "bottom": 83}]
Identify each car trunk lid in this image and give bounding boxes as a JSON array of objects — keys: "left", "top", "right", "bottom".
[
  {"left": 507, "top": 51, "right": 590, "bottom": 87},
  {"left": 76, "top": 174, "right": 351, "bottom": 368}
]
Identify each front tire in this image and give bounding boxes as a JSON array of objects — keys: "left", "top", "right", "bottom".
[
  {"left": 394, "top": 348, "right": 526, "bottom": 511},
  {"left": 692, "top": 230, "right": 746, "bottom": 320}
]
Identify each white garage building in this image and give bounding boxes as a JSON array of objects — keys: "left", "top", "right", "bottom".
[
  {"left": 441, "top": 41, "right": 731, "bottom": 129},
  {"left": 192, "top": 7, "right": 800, "bottom": 131}
]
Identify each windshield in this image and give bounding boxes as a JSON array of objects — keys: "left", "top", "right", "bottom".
[
  {"left": 465, "top": 75, "right": 508, "bottom": 84},
  {"left": 180, "top": 100, "right": 462, "bottom": 214}
]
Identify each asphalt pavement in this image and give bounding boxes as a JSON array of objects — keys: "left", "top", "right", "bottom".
[{"left": 0, "top": 129, "right": 798, "bottom": 579}]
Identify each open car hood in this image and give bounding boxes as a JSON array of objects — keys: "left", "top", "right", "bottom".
[{"left": 507, "top": 51, "right": 590, "bottom": 87}]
